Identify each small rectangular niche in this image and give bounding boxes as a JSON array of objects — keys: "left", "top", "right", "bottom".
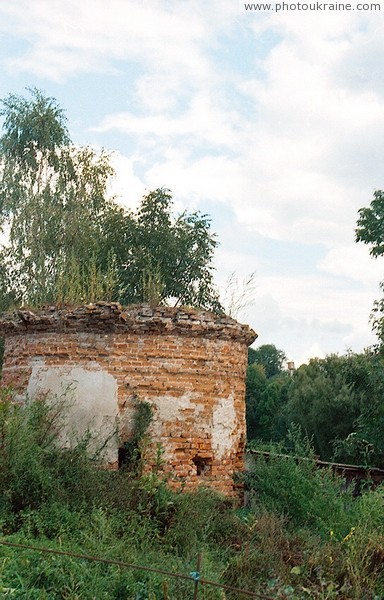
[{"left": 193, "top": 456, "right": 212, "bottom": 476}]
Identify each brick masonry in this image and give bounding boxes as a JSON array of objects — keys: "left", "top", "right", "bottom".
[{"left": 0, "top": 302, "right": 257, "bottom": 495}]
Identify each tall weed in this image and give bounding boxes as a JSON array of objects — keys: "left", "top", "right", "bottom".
[
  {"left": 0, "top": 387, "right": 107, "bottom": 518},
  {"left": 343, "top": 486, "right": 384, "bottom": 597},
  {"left": 244, "top": 431, "right": 353, "bottom": 537}
]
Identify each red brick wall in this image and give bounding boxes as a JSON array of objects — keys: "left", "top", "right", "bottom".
[{"left": 0, "top": 303, "right": 257, "bottom": 495}]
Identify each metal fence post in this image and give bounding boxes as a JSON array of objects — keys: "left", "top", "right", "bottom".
[{"left": 192, "top": 552, "right": 202, "bottom": 600}]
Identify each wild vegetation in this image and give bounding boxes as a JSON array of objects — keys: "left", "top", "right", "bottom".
[{"left": 1, "top": 390, "right": 384, "bottom": 599}]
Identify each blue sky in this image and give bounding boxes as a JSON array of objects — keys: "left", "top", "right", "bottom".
[{"left": 0, "top": 0, "right": 383, "bottom": 365}]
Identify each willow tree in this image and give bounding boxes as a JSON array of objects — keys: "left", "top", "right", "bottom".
[{"left": 0, "top": 88, "right": 117, "bottom": 306}]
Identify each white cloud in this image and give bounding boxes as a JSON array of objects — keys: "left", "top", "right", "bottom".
[
  {"left": 108, "top": 152, "right": 146, "bottom": 211},
  {"left": 0, "top": 0, "right": 221, "bottom": 82},
  {"left": 318, "top": 245, "right": 383, "bottom": 286},
  {"left": 88, "top": 6, "right": 384, "bottom": 253}
]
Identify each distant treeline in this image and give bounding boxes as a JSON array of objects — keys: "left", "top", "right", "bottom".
[{"left": 246, "top": 344, "right": 384, "bottom": 468}]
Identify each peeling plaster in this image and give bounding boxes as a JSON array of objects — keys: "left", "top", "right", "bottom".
[
  {"left": 152, "top": 392, "right": 203, "bottom": 426},
  {"left": 212, "top": 395, "right": 236, "bottom": 459},
  {"left": 27, "top": 364, "right": 119, "bottom": 463},
  {"left": 149, "top": 392, "right": 205, "bottom": 459},
  {"left": 0, "top": 301, "right": 254, "bottom": 494}
]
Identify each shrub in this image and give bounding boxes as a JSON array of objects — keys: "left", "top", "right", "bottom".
[
  {"left": 243, "top": 430, "right": 353, "bottom": 537},
  {"left": 0, "top": 387, "right": 107, "bottom": 517},
  {"left": 343, "top": 486, "right": 384, "bottom": 597}
]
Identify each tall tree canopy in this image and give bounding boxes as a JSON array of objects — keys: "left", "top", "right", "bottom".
[
  {"left": 0, "top": 89, "right": 220, "bottom": 311},
  {"left": 100, "top": 188, "right": 221, "bottom": 310},
  {"left": 285, "top": 352, "right": 384, "bottom": 465},
  {"left": 246, "top": 344, "right": 289, "bottom": 442},
  {"left": 246, "top": 362, "right": 289, "bottom": 442},
  {"left": 246, "top": 344, "right": 384, "bottom": 466}
]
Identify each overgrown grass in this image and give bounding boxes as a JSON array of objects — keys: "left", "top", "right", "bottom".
[
  {"left": 243, "top": 428, "right": 354, "bottom": 538},
  {"left": 1, "top": 390, "right": 384, "bottom": 598}
]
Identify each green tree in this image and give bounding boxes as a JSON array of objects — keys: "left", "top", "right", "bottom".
[
  {"left": 248, "top": 344, "right": 287, "bottom": 378},
  {"left": 285, "top": 357, "right": 359, "bottom": 460},
  {"left": 284, "top": 352, "right": 384, "bottom": 463},
  {"left": 356, "top": 190, "right": 384, "bottom": 258},
  {"left": 100, "top": 187, "right": 221, "bottom": 310},
  {"left": 246, "top": 344, "right": 290, "bottom": 443},
  {"left": 245, "top": 362, "right": 289, "bottom": 442},
  {"left": 356, "top": 190, "right": 384, "bottom": 347},
  {"left": 0, "top": 88, "right": 118, "bottom": 307},
  {"left": 246, "top": 363, "right": 269, "bottom": 440},
  {"left": 334, "top": 352, "right": 384, "bottom": 467}
]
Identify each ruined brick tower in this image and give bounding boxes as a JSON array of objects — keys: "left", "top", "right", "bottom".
[{"left": 0, "top": 303, "right": 257, "bottom": 495}]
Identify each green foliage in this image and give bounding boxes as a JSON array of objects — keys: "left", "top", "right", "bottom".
[
  {"left": 161, "top": 488, "right": 242, "bottom": 559},
  {"left": 1, "top": 392, "right": 384, "bottom": 598},
  {"left": 247, "top": 349, "right": 384, "bottom": 466},
  {"left": 229, "top": 441, "right": 384, "bottom": 598},
  {"left": 245, "top": 344, "right": 290, "bottom": 443},
  {"left": 356, "top": 190, "right": 384, "bottom": 258},
  {"left": 0, "top": 387, "right": 107, "bottom": 516},
  {"left": 141, "top": 264, "right": 165, "bottom": 307},
  {"left": 343, "top": 486, "right": 384, "bottom": 596},
  {"left": 356, "top": 190, "right": 384, "bottom": 348},
  {"left": 370, "top": 282, "right": 384, "bottom": 351},
  {"left": 245, "top": 363, "right": 289, "bottom": 442},
  {"left": 285, "top": 356, "right": 360, "bottom": 460},
  {"left": 334, "top": 353, "right": 384, "bottom": 467},
  {"left": 120, "top": 398, "right": 153, "bottom": 474},
  {"left": 55, "top": 251, "right": 118, "bottom": 305},
  {"left": 243, "top": 430, "right": 352, "bottom": 538},
  {"left": 248, "top": 344, "right": 287, "bottom": 378},
  {"left": 0, "top": 87, "right": 69, "bottom": 166},
  {"left": 0, "top": 392, "right": 232, "bottom": 597},
  {"left": 246, "top": 363, "right": 268, "bottom": 440},
  {"left": 0, "top": 90, "right": 220, "bottom": 312},
  {"left": 101, "top": 187, "right": 221, "bottom": 310},
  {"left": 0, "top": 88, "right": 118, "bottom": 308},
  {"left": 285, "top": 352, "right": 384, "bottom": 464},
  {"left": 0, "top": 388, "right": 62, "bottom": 513}
]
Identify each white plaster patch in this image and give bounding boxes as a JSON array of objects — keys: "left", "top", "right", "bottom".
[
  {"left": 153, "top": 392, "right": 203, "bottom": 425},
  {"left": 211, "top": 395, "right": 236, "bottom": 460},
  {"left": 149, "top": 392, "right": 204, "bottom": 459},
  {"left": 27, "top": 365, "right": 119, "bottom": 463}
]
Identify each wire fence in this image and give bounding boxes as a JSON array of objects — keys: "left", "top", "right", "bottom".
[{"left": 0, "top": 538, "right": 276, "bottom": 599}]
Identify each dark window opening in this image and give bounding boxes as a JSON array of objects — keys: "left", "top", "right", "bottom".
[
  {"left": 118, "top": 446, "right": 129, "bottom": 469},
  {"left": 193, "top": 456, "right": 212, "bottom": 476},
  {"left": 118, "top": 444, "right": 141, "bottom": 470}
]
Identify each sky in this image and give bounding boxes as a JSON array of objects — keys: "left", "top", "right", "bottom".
[{"left": 0, "top": 0, "right": 383, "bottom": 366}]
